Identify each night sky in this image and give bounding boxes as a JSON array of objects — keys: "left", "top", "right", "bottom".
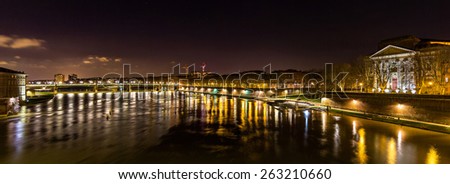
[{"left": 1, "top": 0, "right": 449, "bottom": 79}]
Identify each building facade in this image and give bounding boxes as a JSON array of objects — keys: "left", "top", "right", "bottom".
[
  {"left": 54, "top": 74, "right": 65, "bottom": 84},
  {"left": 369, "top": 36, "right": 450, "bottom": 94},
  {"left": 0, "top": 67, "right": 27, "bottom": 114}
]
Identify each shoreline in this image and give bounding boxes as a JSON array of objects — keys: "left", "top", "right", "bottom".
[
  {"left": 324, "top": 107, "right": 450, "bottom": 134},
  {"left": 182, "top": 90, "right": 450, "bottom": 134}
]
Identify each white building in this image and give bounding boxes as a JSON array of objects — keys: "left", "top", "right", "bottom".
[{"left": 369, "top": 36, "right": 450, "bottom": 94}]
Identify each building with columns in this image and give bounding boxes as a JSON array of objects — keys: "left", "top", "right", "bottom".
[{"left": 369, "top": 36, "right": 450, "bottom": 94}]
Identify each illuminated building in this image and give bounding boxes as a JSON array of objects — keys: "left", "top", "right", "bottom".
[
  {"left": 0, "top": 67, "right": 27, "bottom": 114},
  {"left": 54, "top": 74, "right": 65, "bottom": 84},
  {"left": 369, "top": 36, "right": 450, "bottom": 94}
]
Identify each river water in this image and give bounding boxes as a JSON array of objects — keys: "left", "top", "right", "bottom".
[{"left": 0, "top": 92, "right": 449, "bottom": 163}]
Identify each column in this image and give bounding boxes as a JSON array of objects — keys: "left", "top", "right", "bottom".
[{"left": 398, "top": 58, "right": 402, "bottom": 92}]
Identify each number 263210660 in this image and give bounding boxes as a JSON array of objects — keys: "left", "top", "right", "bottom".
[{"left": 260, "top": 169, "right": 331, "bottom": 180}]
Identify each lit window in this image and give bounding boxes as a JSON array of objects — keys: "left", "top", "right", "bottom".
[{"left": 446, "top": 77, "right": 449, "bottom": 83}]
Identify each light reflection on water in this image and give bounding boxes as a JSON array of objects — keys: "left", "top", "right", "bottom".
[
  {"left": 0, "top": 91, "right": 449, "bottom": 164},
  {"left": 426, "top": 146, "right": 439, "bottom": 164},
  {"left": 357, "top": 128, "right": 368, "bottom": 164},
  {"left": 387, "top": 138, "right": 397, "bottom": 164}
]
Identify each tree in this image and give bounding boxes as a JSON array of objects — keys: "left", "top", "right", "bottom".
[
  {"left": 373, "top": 60, "right": 391, "bottom": 93},
  {"left": 351, "top": 56, "right": 373, "bottom": 92},
  {"left": 414, "top": 54, "right": 427, "bottom": 94},
  {"left": 416, "top": 46, "right": 450, "bottom": 94},
  {"left": 333, "top": 63, "right": 352, "bottom": 91}
]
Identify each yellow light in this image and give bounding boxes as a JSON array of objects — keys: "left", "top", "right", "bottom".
[
  {"left": 352, "top": 99, "right": 358, "bottom": 104},
  {"left": 387, "top": 138, "right": 397, "bottom": 164},
  {"left": 397, "top": 104, "right": 404, "bottom": 109},
  {"left": 426, "top": 146, "right": 440, "bottom": 164},
  {"left": 429, "top": 41, "right": 450, "bottom": 46},
  {"left": 428, "top": 82, "right": 433, "bottom": 85},
  {"left": 359, "top": 83, "right": 363, "bottom": 86},
  {"left": 357, "top": 128, "right": 368, "bottom": 164}
]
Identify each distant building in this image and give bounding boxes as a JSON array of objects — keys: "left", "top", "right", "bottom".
[
  {"left": 0, "top": 67, "right": 27, "bottom": 114},
  {"left": 369, "top": 35, "right": 450, "bottom": 94},
  {"left": 68, "top": 74, "right": 78, "bottom": 83},
  {"left": 54, "top": 74, "right": 65, "bottom": 84}
]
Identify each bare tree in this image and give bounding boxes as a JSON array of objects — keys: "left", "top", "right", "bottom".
[
  {"left": 416, "top": 46, "right": 450, "bottom": 94},
  {"left": 429, "top": 47, "right": 450, "bottom": 94},
  {"left": 351, "top": 56, "right": 373, "bottom": 92},
  {"left": 373, "top": 60, "right": 390, "bottom": 93},
  {"left": 414, "top": 54, "right": 427, "bottom": 94},
  {"left": 334, "top": 63, "right": 352, "bottom": 91}
]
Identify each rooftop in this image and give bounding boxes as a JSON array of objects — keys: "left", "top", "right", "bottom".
[
  {"left": 0, "top": 67, "right": 25, "bottom": 74},
  {"left": 378, "top": 35, "right": 450, "bottom": 50}
]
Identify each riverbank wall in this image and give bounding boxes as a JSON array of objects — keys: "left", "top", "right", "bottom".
[{"left": 321, "top": 92, "right": 450, "bottom": 125}]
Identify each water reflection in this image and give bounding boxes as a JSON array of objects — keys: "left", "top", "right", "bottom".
[
  {"left": 397, "top": 130, "right": 402, "bottom": 156},
  {"left": 426, "top": 146, "right": 440, "bottom": 164},
  {"left": 0, "top": 91, "right": 449, "bottom": 163},
  {"left": 387, "top": 138, "right": 397, "bottom": 164},
  {"left": 321, "top": 112, "right": 327, "bottom": 135},
  {"left": 357, "top": 128, "right": 368, "bottom": 164}
]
